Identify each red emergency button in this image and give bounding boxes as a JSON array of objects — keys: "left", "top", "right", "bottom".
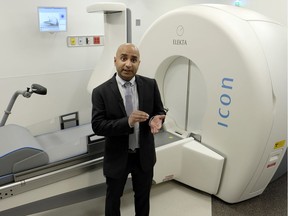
[{"left": 93, "top": 36, "right": 100, "bottom": 44}]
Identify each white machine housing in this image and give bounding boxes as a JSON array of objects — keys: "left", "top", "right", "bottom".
[
  {"left": 138, "top": 4, "right": 287, "bottom": 203},
  {"left": 87, "top": 2, "right": 127, "bottom": 93}
]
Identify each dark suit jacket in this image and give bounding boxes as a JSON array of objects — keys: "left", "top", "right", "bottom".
[{"left": 91, "top": 74, "right": 165, "bottom": 178}]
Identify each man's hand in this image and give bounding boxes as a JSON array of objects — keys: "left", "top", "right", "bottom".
[
  {"left": 150, "top": 115, "right": 166, "bottom": 134},
  {"left": 128, "top": 110, "right": 149, "bottom": 127}
]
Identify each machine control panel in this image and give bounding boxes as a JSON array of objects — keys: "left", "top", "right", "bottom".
[{"left": 67, "top": 35, "right": 104, "bottom": 47}]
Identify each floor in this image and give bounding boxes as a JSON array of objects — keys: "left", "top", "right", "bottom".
[
  {"left": 29, "top": 174, "right": 287, "bottom": 216},
  {"left": 30, "top": 181, "right": 211, "bottom": 216}
]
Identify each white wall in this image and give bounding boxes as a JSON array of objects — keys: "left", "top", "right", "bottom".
[
  {"left": 0, "top": 0, "right": 286, "bottom": 135},
  {"left": 0, "top": 0, "right": 105, "bottom": 78}
]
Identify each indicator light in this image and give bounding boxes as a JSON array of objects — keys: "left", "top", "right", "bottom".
[{"left": 234, "top": 0, "right": 241, "bottom": 7}]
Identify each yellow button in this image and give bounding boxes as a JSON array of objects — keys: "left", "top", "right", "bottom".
[
  {"left": 70, "top": 37, "right": 76, "bottom": 45},
  {"left": 274, "top": 140, "right": 286, "bottom": 149}
]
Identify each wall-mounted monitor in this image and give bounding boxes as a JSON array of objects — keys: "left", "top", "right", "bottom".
[{"left": 38, "top": 7, "right": 67, "bottom": 32}]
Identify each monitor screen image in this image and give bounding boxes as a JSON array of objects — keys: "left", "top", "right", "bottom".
[{"left": 38, "top": 7, "right": 67, "bottom": 32}]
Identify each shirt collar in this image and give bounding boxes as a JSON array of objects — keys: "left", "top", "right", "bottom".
[{"left": 116, "top": 74, "right": 136, "bottom": 86}]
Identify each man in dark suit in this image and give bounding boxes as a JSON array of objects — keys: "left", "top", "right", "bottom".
[{"left": 91, "top": 43, "right": 166, "bottom": 216}]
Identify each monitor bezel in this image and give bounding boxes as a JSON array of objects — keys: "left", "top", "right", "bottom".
[{"left": 38, "top": 7, "right": 68, "bottom": 33}]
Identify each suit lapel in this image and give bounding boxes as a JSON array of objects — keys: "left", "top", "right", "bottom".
[
  {"left": 109, "top": 75, "right": 126, "bottom": 115},
  {"left": 136, "top": 75, "right": 144, "bottom": 110}
]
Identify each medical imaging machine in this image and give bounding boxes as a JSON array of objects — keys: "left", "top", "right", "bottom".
[
  {"left": 87, "top": 3, "right": 287, "bottom": 203},
  {"left": 136, "top": 4, "right": 287, "bottom": 203},
  {"left": 0, "top": 3, "right": 286, "bottom": 215}
]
